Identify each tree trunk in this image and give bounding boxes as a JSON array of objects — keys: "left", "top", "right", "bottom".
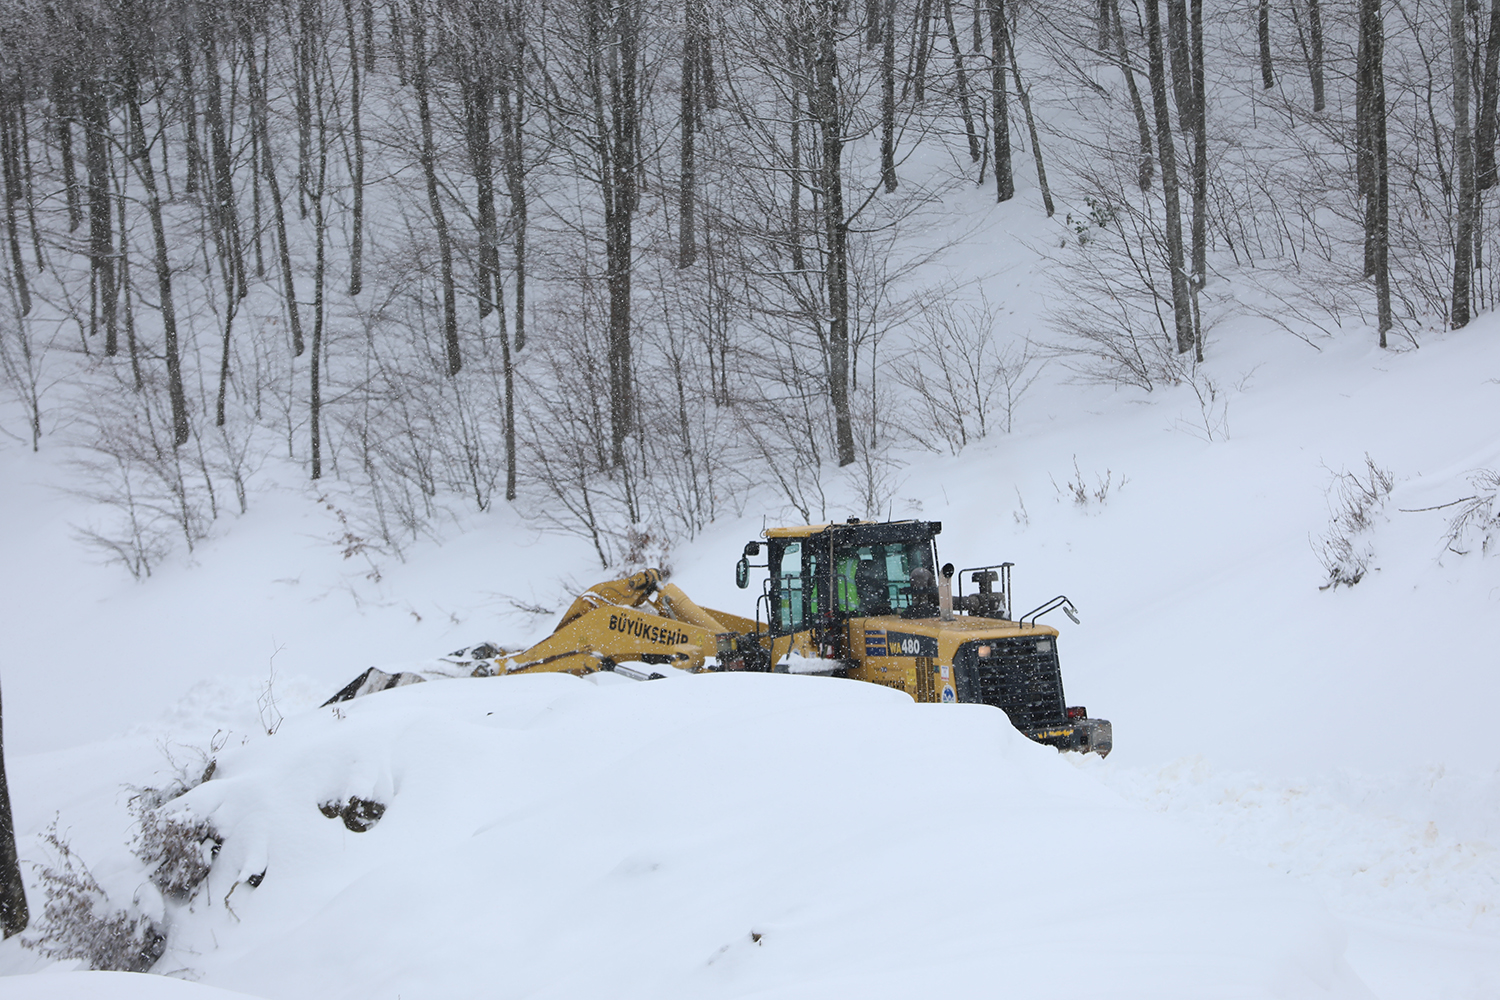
[
  {"left": 942, "top": 0, "right": 981, "bottom": 162},
  {"left": 294, "top": 0, "right": 315, "bottom": 218},
  {"left": 1145, "top": 0, "right": 1194, "bottom": 355},
  {"left": 0, "top": 81, "right": 31, "bottom": 317},
  {"left": 1165, "top": 0, "right": 1196, "bottom": 129},
  {"left": 363, "top": 0, "right": 376, "bottom": 70},
  {"left": 125, "top": 58, "right": 191, "bottom": 446},
  {"left": 1476, "top": 0, "right": 1500, "bottom": 189},
  {"left": 81, "top": 78, "right": 116, "bottom": 351},
  {"left": 1357, "top": 0, "right": 1391, "bottom": 343},
  {"left": 53, "top": 70, "right": 83, "bottom": 230},
  {"left": 912, "top": 0, "right": 933, "bottom": 102},
  {"left": 1111, "top": 0, "right": 1154, "bottom": 190},
  {"left": 115, "top": 164, "right": 144, "bottom": 392},
  {"left": 1453, "top": 0, "right": 1475, "bottom": 328},
  {"left": 1005, "top": 33, "right": 1052, "bottom": 215},
  {"left": 311, "top": 70, "right": 330, "bottom": 477},
  {"left": 812, "top": 4, "right": 857, "bottom": 467},
  {"left": 461, "top": 50, "right": 499, "bottom": 320},
  {"left": 412, "top": 0, "right": 461, "bottom": 376},
  {"left": 245, "top": 22, "right": 304, "bottom": 356},
  {"left": 882, "top": 0, "right": 897, "bottom": 191},
  {"left": 0, "top": 678, "right": 28, "bottom": 940},
  {"left": 496, "top": 12, "right": 528, "bottom": 354},
  {"left": 389, "top": 0, "right": 408, "bottom": 85},
  {"left": 789, "top": 19, "right": 807, "bottom": 272},
  {"left": 176, "top": 31, "right": 203, "bottom": 196},
  {"left": 1308, "top": 0, "right": 1325, "bottom": 111},
  {"left": 344, "top": 0, "right": 365, "bottom": 294},
  {"left": 588, "top": 0, "right": 642, "bottom": 467},
  {"left": 987, "top": 0, "right": 1013, "bottom": 201},
  {"left": 203, "top": 30, "right": 246, "bottom": 301},
  {"left": 1259, "top": 0, "right": 1275, "bottom": 89},
  {"left": 1190, "top": 0, "right": 1207, "bottom": 321},
  {"left": 680, "top": 0, "right": 699, "bottom": 267}
]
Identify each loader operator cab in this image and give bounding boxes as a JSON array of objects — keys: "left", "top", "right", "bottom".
[{"left": 761, "top": 520, "right": 943, "bottom": 635}]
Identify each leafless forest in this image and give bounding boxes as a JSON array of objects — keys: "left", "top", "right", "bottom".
[{"left": 0, "top": 0, "right": 1493, "bottom": 572}]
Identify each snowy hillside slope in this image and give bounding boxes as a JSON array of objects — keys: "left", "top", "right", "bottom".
[{"left": 2, "top": 188, "right": 1499, "bottom": 997}]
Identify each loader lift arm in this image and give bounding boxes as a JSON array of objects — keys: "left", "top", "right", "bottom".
[{"left": 326, "top": 569, "right": 777, "bottom": 706}]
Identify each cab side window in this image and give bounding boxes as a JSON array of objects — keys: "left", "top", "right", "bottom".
[{"left": 774, "top": 541, "right": 805, "bottom": 632}]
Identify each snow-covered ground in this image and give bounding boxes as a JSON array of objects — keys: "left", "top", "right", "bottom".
[{"left": 3, "top": 190, "right": 1499, "bottom": 996}]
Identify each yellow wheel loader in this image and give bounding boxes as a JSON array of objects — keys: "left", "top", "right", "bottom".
[{"left": 326, "top": 519, "right": 1110, "bottom": 756}]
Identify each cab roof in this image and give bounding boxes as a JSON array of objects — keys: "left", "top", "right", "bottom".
[{"left": 763, "top": 519, "right": 940, "bottom": 541}]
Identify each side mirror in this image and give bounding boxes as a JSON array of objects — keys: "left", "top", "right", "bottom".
[
  {"left": 735, "top": 556, "right": 750, "bottom": 589},
  {"left": 941, "top": 562, "right": 955, "bottom": 579},
  {"left": 743, "top": 541, "right": 761, "bottom": 557}
]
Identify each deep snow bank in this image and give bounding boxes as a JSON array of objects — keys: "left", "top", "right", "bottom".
[
  {"left": 3, "top": 972, "right": 259, "bottom": 1000},
  {"left": 96, "top": 672, "right": 1375, "bottom": 1000}
]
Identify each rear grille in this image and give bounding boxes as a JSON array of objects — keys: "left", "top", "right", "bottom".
[{"left": 955, "top": 638, "right": 1068, "bottom": 731}]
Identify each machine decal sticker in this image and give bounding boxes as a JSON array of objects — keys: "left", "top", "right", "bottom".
[
  {"left": 885, "top": 631, "right": 939, "bottom": 657},
  {"left": 607, "top": 613, "right": 691, "bottom": 646},
  {"left": 941, "top": 685, "right": 956, "bottom": 703},
  {"left": 864, "top": 630, "right": 888, "bottom": 656}
]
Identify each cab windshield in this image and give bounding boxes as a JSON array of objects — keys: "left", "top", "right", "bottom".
[
  {"left": 769, "top": 526, "right": 939, "bottom": 633},
  {"left": 831, "top": 539, "right": 936, "bottom": 617}
]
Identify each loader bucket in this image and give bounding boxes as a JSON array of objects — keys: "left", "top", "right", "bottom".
[{"left": 322, "top": 667, "right": 426, "bottom": 706}]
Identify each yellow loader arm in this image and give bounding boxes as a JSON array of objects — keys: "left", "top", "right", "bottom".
[
  {"left": 500, "top": 572, "right": 778, "bottom": 675},
  {"left": 325, "top": 569, "right": 778, "bottom": 704}
]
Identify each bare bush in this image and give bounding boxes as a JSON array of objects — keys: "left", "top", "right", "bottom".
[
  {"left": 26, "top": 738, "right": 220, "bottom": 970},
  {"left": 66, "top": 378, "right": 219, "bottom": 579},
  {"left": 1052, "top": 457, "right": 1122, "bottom": 508},
  {"left": 25, "top": 823, "right": 166, "bottom": 972},
  {"left": 1316, "top": 455, "right": 1395, "bottom": 589},
  {"left": 129, "top": 790, "right": 220, "bottom": 902},
  {"left": 892, "top": 295, "right": 1041, "bottom": 454},
  {"left": 1441, "top": 471, "right": 1500, "bottom": 555}
]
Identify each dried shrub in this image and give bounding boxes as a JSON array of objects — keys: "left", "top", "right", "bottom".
[
  {"left": 1442, "top": 471, "right": 1500, "bottom": 555},
  {"left": 130, "top": 789, "right": 220, "bottom": 901},
  {"left": 1317, "top": 455, "right": 1395, "bottom": 589},
  {"left": 25, "top": 824, "right": 166, "bottom": 972}
]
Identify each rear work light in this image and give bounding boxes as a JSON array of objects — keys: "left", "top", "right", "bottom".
[{"left": 1066, "top": 706, "right": 1087, "bottom": 720}]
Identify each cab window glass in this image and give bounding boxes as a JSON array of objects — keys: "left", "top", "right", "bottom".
[
  {"left": 832, "top": 540, "right": 934, "bottom": 616},
  {"left": 775, "top": 541, "right": 804, "bottom": 631}
]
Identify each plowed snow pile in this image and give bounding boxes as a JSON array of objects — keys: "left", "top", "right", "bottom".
[{"left": 35, "top": 673, "right": 1371, "bottom": 1000}]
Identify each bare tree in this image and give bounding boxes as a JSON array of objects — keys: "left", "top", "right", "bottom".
[
  {"left": 808, "top": 0, "right": 858, "bottom": 465},
  {"left": 1451, "top": 0, "right": 1474, "bottom": 327},
  {"left": 123, "top": 0, "right": 190, "bottom": 446},
  {"left": 343, "top": 0, "right": 367, "bottom": 294},
  {"left": 942, "top": 0, "right": 982, "bottom": 163},
  {"left": 1307, "top": 0, "right": 1325, "bottom": 111},
  {"left": 1110, "top": 0, "right": 1154, "bottom": 190},
  {"left": 1258, "top": 0, "right": 1274, "bottom": 89},
  {"left": 1357, "top": 0, "right": 1392, "bottom": 343},
  {"left": 987, "top": 0, "right": 1014, "bottom": 201},
  {"left": 587, "top": 0, "right": 645, "bottom": 467},
  {"left": 243, "top": 9, "right": 306, "bottom": 357},
  {"left": 1477, "top": 0, "right": 1500, "bottom": 189},
  {"left": 1144, "top": 0, "right": 1193, "bottom": 354},
  {"left": 411, "top": 0, "right": 462, "bottom": 375},
  {"left": 0, "top": 677, "right": 26, "bottom": 940}
]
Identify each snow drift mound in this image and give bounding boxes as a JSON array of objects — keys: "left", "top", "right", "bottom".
[
  {"left": 3, "top": 972, "right": 260, "bottom": 1000},
  {"left": 113, "top": 671, "right": 1372, "bottom": 1000}
]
